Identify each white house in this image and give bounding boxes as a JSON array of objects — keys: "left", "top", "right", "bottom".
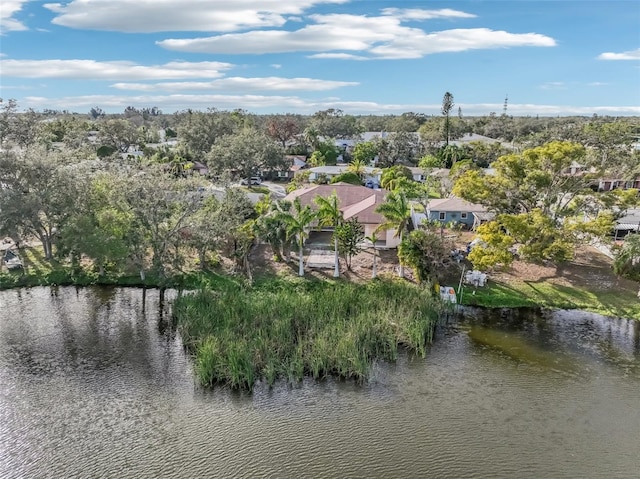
[{"left": 307, "top": 166, "right": 382, "bottom": 185}]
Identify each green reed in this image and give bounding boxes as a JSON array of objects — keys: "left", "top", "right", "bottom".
[{"left": 173, "top": 278, "right": 442, "bottom": 390}]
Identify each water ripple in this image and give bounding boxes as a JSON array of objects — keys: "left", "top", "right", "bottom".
[{"left": 0, "top": 289, "right": 639, "bottom": 478}]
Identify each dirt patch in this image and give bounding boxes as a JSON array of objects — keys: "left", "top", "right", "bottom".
[
  {"left": 249, "top": 243, "right": 414, "bottom": 282},
  {"left": 250, "top": 240, "right": 638, "bottom": 298}
]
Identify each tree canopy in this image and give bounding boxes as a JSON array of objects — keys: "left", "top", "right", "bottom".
[
  {"left": 208, "top": 128, "right": 285, "bottom": 181},
  {"left": 454, "top": 141, "right": 636, "bottom": 266}
]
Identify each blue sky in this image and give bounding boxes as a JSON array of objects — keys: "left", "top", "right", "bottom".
[{"left": 1, "top": 0, "right": 639, "bottom": 116}]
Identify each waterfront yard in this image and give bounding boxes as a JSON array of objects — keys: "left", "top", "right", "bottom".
[
  {"left": 460, "top": 246, "right": 640, "bottom": 320},
  {"left": 2, "top": 237, "right": 639, "bottom": 320}
]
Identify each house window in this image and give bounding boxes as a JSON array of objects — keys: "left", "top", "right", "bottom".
[
  {"left": 438, "top": 212, "right": 446, "bottom": 221},
  {"left": 461, "top": 212, "right": 468, "bottom": 219}
]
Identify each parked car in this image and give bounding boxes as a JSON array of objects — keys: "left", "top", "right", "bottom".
[
  {"left": 3, "top": 249, "right": 23, "bottom": 270},
  {"left": 241, "top": 177, "right": 263, "bottom": 186}
]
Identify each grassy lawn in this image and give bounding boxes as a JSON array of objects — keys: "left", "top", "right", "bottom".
[
  {"left": 459, "top": 246, "right": 640, "bottom": 320},
  {"left": 237, "top": 185, "right": 270, "bottom": 195},
  {"left": 461, "top": 280, "right": 640, "bottom": 320}
]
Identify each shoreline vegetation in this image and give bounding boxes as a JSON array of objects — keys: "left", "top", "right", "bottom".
[
  {"left": 3, "top": 244, "right": 639, "bottom": 390},
  {"left": 3, "top": 245, "right": 639, "bottom": 321},
  {"left": 172, "top": 278, "right": 442, "bottom": 390}
]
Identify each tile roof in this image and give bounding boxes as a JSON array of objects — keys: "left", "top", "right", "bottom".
[
  {"left": 426, "top": 196, "right": 488, "bottom": 213},
  {"left": 284, "top": 183, "right": 388, "bottom": 225}
]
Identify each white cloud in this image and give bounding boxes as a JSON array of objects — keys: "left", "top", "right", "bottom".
[
  {"left": 23, "top": 94, "right": 314, "bottom": 111},
  {"left": 44, "top": 0, "right": 348, "bottom": 33},
  {"left": 18, "top": 94, "right": 640, "bottom": 117},
  {"left": 0, "top": 84, "right": 38, "bottom": 90},
  {"left": 597, "top": 48, "right": 640, "bottom": 60},
  {"left": 0, "top": 59, "right": 234, "bottom": 80},
  {"left": 380, "top": 8, "right": 477, "bottom": 21},
  {"left": 308, "top": 53, "right": 369, "bottom": 60},
  {"left": 461, "top": 103, "right": 640, "bottom": 116},
  {"left": 110, "top": 77, "right": 359, "bottom": 92},
  {"left": 539, "top": 81, "right": 566, "bottom": 90},
  {"left": 270, "top": 64, "right": 282, "bottom": 69},
  {"left": 1, "top": 0, "right": 31, "bottom": 32},
  {"left": 158, "top": 13, "right": 555, "bottom": 59},
  {"left": 587, "top": 82, "right": 609, "bottom": 87},
  {"left": 370, "top": 28, "right": 555, "bottom": 59}
]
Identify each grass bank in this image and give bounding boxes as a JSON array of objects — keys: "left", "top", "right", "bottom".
[
  {"left": 173, "top": 277, "right": 443, "bottom": 390},
  {"left": 0, "top": 246, "right": 239, "bottom": 291},
  {"left": 460, "top": 280, "right": 640, "bottom": 320}
]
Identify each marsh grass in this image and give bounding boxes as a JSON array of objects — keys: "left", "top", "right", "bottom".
[{"left": 173, "top": 277, "right": 442, "bottom": 390}]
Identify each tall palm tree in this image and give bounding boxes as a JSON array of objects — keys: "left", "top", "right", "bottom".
[
  {"left": 315, "top": 192, "right": 342, "bottom": 278},
  {"left": 375, "top": 191, "right": 411, "bottom": 278},
  {"left": 364, "top": 232, "right": 379, "bottom": 279},
  {"left": 285, "top": 198, "right": 317, "bottom": 276}
]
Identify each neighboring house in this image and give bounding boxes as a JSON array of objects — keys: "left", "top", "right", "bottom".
[
  {"left": 407, "top": 167, "right": 450, "bottom": 183},
  {"left": 284, "top": 183, "right": 401, "bottom": 248},
  {"left": 425, "top": 197, "right": 492, "bottom": 229},
  {"left": 284, "top": 155, "right": 308, "bottom": 180},
  {"left": 449, "top": 133, "right": 505, "bottom": 147},
  {"left": 596, "top": 178, "right": 640, "bottom": 192},
  {"left": 307, "top": 165, "right": 381, "bottom": 185},
  {"left": 361, "top": 131, "right": 390, "bottom": 142},
  {"left": 334, "top": 139, "right": 356, "bottom": 151},
  {"left": 564, "top": 161, "right": 590, "bottom": 176},
  {"left": 261, "top": 155, "right": 307, "bottom": 180},
  {"left": 614, "top": 209, "right": 640, "bottom": 239}
]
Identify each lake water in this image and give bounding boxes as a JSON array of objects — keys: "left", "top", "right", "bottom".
[{"left": 1, "top": 287, "right": 639, "bottom": 478}]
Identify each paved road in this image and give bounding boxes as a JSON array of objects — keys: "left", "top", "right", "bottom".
[
  {"left": 202, "top": 181, "right": 286, "bottom": 205},
  {"left": 260, "top": 181, "right": 287, "bottom": 199}
]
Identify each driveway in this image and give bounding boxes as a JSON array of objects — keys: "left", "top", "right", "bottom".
[{"left": 260, "top": 181, "right": 287, "bottom": 199}]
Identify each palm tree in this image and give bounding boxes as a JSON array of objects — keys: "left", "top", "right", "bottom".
[
  {"left": 303, "top": 126, "right": 321, "bottom": 151},
  {"left": 315, "top": 192, "right": 342, "bottom": 278},
  {"left": 380, "top": 165, "right": 413, "bottom": 191},
  {"left": 285, "top": 198, "right": 317, "bottom": 276},
  {"left": 614, "top": 233, "right": 640, "bottom": 278},
  {"left": 375, "top": 191, "right": 411, "bottom": 278},
  {"left": 347, "top": 158, "right": 368, "bottom": 180},
  {"left": 364, "top": 232, "right": 379, "bottom": 279},
  {"left": 253, "top": 198, "right": 291, "bottom": 262}
]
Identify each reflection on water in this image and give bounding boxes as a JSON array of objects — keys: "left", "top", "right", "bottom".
[
  {"left": 465, "top": 324, "right": 581, "bottom": 374},
  {"left": 0, "top": 288, "right": 639, "bottom": 479}
]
